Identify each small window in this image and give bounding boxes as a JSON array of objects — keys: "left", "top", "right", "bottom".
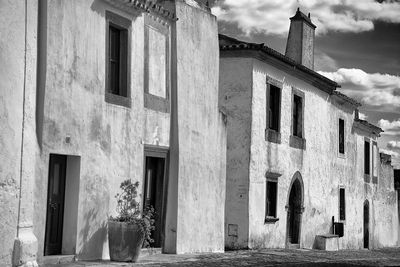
[
  {"left": 339, "top": 119, "right": 345, "bottom": 154},
  {"left": 266, "top": 181, "right": 277, "bottom": 218},
  {"left": 339, "top": 188, "right": 345, "bottom": 221},
  {"left": 268, "top": 84, "right": 281, "bottom": 132},
  {"left": 293, "top": 94, "right": 303, "bottom": 138},
  {"left": 108, "top": 24, "right": 128, "bottom": 96},
  {"left": 364, "top": 140, "right": 370, "bottom": 175},
  {"left": 105, "top": 11, "right": 131, "bottom": 107}
]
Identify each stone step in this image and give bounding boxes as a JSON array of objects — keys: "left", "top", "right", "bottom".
[{"left": 314, "top": 234, "right": 339, "bottom": 251}]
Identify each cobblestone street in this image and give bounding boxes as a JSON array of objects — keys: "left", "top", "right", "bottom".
[{"left": 46, "top": 248, "right": 400, "bottom": 267}]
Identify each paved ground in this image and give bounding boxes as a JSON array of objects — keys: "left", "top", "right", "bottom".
[{"left": 44, "top": 248, "right": 400, "bottom": 267}]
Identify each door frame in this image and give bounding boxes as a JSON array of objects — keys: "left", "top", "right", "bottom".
[
  {"left": 285, "top": 171, "right": 305, "bottom": 249},
  {"left": 143, "top": 145, "right": 169, "bottom": 248}
]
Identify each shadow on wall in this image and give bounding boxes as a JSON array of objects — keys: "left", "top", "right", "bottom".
[{"left": 78, "top": 208, "right": 108, "bottom": 260}]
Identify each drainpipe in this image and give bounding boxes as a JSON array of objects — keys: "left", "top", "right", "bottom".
[{"left": 12, "top": 0, "right": 39, "bottom": 266}]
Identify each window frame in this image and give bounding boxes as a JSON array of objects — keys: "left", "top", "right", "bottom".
[
  {"left": 289, "top": 88, "right": 306, "bottom": 150},
  {"left": 265, "top": 172, "right": 281, "bottom": 224},
  {"left": 339, "top": 186, "right": 346, "bottom": 222},
  {"left": 144, "top": 14, "right": 171, "bottom": 113},
  {"left": 105, "top": 11, "right": 132, "bottom": 108},
  {"left": 265, "top": 77, "right": 282, "bottom": 144}
]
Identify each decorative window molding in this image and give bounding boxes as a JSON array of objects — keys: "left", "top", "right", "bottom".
[
  {"left": 144, "top": 14, "right": 170, "bottom": 113},
  {"left": 372, "top": 141, "right": 378, "bottom": 184}
]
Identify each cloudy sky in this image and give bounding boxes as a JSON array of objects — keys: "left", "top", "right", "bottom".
[{"left": 212, "top": 0, "right": 400, "bottom": 168}]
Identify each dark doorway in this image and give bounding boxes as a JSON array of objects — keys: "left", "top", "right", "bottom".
[
  {"left": 44, "top": 154, "right": 67, "bottom": 255},
  {"left": 364, "top": 200, "right": 369, "bottom": 249},
  {"left": 287, "top": 179, "right": 302, "bottom": 246},
  {"left": 144, "top": 147, "right": 168, "bottom": 248}
]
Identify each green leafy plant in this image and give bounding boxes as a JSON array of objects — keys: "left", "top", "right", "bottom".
[{"left": 110, "top": 180, "right": 155, "bottom": 247}]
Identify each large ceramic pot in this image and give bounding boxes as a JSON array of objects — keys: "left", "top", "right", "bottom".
[{"left": 108, "top": 220, "right": 145, "bottom": 262}]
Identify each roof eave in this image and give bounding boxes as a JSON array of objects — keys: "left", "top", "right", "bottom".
[
  {"left": 104, "top": 0, "right": 178, "bottom": 21},
  {"left": 220, "top": 48, "right": 338, "bottom": 93}
]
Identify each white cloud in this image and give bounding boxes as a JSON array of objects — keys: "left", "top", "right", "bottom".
[
  {"left": 378, "top": 119, "right": 400, "bottom": 131},
  {"left": 387, "top": 141, "right": 400, "bottom": 149},
  {"left": 358, "top": 112, "right": 368, "bottom": 120},
  {"left": 318, "top": 68, "right": 400, "bottom": 111},
  {"left": 212, "top": 0, "right": 400, "bottom": 35}
]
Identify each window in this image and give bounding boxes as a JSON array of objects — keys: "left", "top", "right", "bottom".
[
  {"left": 339, "top": 119, "right": 345, "bottom": 154},
  {"left": 108, "top": 24, "right": 128, "bottom": 96},
  {"left": 339, "top": 187, "right": 345, "bottom": 221},
  {"left": 293, "top": 94, "right": 303, "bottom": 138},
  {"left": 364, "top": 140, "right": 370, "bottom": 176},
  {"left": 268, "top": 84, "right": 281, "bottom": 131},
  {"left": 105, "top": 11, "right": 131, "bottom": 107},
  {"left": 265, "top": 171, "right": 280, "bottom": 223},
  {"left": 290, "top": 89, "right": 306, "bottom": 149},
  {"left": 266, "top": 181, "right": 277, "bottom": 218}
]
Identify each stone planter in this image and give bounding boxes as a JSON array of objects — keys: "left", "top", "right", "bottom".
[{"left": 108, "top": 220, "right": 145, "bottom": 262}]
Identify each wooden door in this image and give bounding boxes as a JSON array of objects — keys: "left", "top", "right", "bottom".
[
  {"left": 144, "top": 156, "right": 166, "bottom": 248},
  {"left": 44, "top": 154, "right": 67, "bottom": 255},
  {"left": 364, "top": 200, "right": 369, "bottom": 249}
]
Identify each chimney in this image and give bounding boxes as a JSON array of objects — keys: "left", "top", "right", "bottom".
[{"left": 285, "top": 8, "right": 316, "bottom": 70}]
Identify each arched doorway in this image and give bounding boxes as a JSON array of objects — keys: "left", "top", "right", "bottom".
[
  {"left": 363, "top": 200, "right": 369, "bottom": 249},
  {"left": 286, "top": 172, "right": 304, "bottom": 248}
]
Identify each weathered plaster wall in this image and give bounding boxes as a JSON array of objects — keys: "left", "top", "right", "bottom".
[
  {"left": 0, "top": 0, "right": 40, "bottom": 265},
  {"left": 32, "top": 0, "right": 170, "bottom": 261},
  {"left": 248, "top": 59, "right": 344, "bottom": 249},
  {"left": 221, "top": 57, "right": 399, "bottom": 250},
  {"left": 366, "top": 153, "right": 398, "bottom": 248},
  {"left": 0, "top": 1, "right": 25, "bottom": 265},
  {"left": 169, "top": 0, "right": 226, "bottom": 253},
  {"left": 219, "top": 58, "right": 253, "bottom": 249}
]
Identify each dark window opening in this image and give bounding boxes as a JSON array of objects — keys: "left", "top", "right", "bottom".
[
  {"left": 293, "top": 94, "right": 303, "bottom": 138},
  {"left": 364, "top": 141, "right": 370, "bottom": 175},
  {"left": 108, "top": 24, "right": 128, "bottom": 97},
  {"left": 339, "top": 119, "right": 345, "bottom": 154},
  {"left": 339, "top": 188, "right": 345, "bottom": 221},
  {"left": 266, "top": 181, "right": 277, "bottom": 218},
  {"left": 268, "top": 85, "right": 281, "bottom": 131}
]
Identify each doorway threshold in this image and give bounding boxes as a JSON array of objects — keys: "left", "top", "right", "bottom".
[{"left": 42, "top": 254, "right": 76, "bottom": 265}]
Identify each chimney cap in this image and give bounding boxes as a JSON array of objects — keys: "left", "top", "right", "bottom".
[{"left": 290, "top": 8, "right": 316, "bottom": 29}]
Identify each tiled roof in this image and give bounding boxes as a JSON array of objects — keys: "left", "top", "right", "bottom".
[
  {"left": 219, "top": 34, "right": 340, "bottom": 93},
  {"left": 332, "top": 91, "right": 362, "bottom": 107},
  {"left": 354, "top": 118, "right": 383, "bottom": 135},
  {"left": 104, "top": 0, "right": 177, "bottom": 21}
]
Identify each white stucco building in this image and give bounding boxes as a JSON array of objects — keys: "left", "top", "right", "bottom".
[
  {"left": 0, "top": 0, "right": 225, "bottom": 266},
  {"left": 219, "top": 9, "right": 399, "bottom": 251}
]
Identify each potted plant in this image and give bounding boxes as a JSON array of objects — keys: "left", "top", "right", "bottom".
[{"left": 108, "top": 180, "right": 155, "bottom": 262}]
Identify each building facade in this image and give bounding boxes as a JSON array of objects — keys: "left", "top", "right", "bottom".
[
  {"left": 219, "top": 9, "right": 399, "bottom": 251},
  {"left": 0, "top": 0, "right": 226, "bottom": 266}
]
